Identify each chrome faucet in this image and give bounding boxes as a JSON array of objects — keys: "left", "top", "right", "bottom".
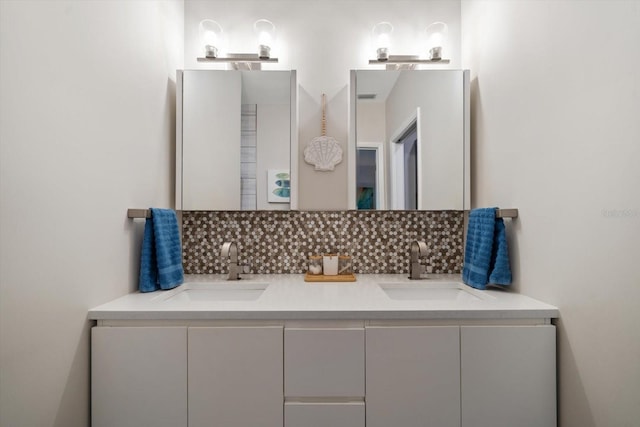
[
  {"left": 409, "top": 241, "right": 428, "bottom": 279},
  {"left": 220, "top": 242, "right": 240, "bottom": 280}
]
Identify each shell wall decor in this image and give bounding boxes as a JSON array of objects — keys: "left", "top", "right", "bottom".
[
  {"left": 304, "top": 137, "right": 343, "bottom": 171},
  {"left": 305, "top": 93, "right": 342, "bottom": 171}
]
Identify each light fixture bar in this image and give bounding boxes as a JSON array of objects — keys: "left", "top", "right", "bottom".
[
  {"left": 197, "top": 54, "right": 279, "bottom": 70},
  {"left": 198, "top": 56, "right": 278, "bottom": 63},
  {"left": 369, "top": 55, "right": 450, "bottom": 65}
]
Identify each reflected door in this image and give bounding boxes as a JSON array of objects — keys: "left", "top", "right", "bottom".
[
  {"left": 400, "top": 127, "right": 418, "bottom": 210},
  {"left": 356, "top": 149, "right": 376, "bottom": 209},
  {"left": 356, "top": 142, "right": 385, "bottom": 210},
  {"left": 390, "top": 120, "right": 419, "bottom": 210}
]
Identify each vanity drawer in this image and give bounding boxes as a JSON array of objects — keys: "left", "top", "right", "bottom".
[
  {"left": 285, "top": 402, "right": 365, "bottom": 427},
  {"left": 284, "top": 328, "right": 365, "bottom": 397}
]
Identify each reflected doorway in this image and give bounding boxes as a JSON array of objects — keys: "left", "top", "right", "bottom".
[
  {"left": 356, "top": 142, "right": 386, "bottom": 210},
  {"left": 390, "top": 112, "right": 420, "bottom": 210},
  {"left": 400, "top": 126, "right": 418, "bottom": 210}
]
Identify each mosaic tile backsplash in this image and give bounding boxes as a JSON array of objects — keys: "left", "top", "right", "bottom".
[{"left": 182, "top": 210, "right": 464, "bottom": 275}]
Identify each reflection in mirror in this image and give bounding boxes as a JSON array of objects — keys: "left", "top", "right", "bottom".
[
  {"left": 356, "top": 142, "right": 385, "bottom": 209},
  {"left": 349, "top": 70, "right": 469, "bottom": 210},
  {"left": 177, "top": 70, "right": 297, "bottom": 211}
]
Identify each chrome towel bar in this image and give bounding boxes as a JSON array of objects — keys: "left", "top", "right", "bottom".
[
  {"left": 127, "top": 209, "right": 151, "bottom": 219},
  {"left": 496, "top": 208, "right": 518, "bottom": 219}
]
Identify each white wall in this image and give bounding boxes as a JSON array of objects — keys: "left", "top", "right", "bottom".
[
  {"left": 184, "top": 0, "right": 461, "bottom": 209},
  {"left": 0, "top": 1, "right": 183, "bottom": 426},
  {"left": 462, "top": 1, "right": 640, "bottom": 426},
  {"left": 356, "top": 101, "right": 386, "bottom": 144}
]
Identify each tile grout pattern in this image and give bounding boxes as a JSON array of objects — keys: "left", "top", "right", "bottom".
[{"left": 182, "top": 211, "right": 464, "bottom": 275}]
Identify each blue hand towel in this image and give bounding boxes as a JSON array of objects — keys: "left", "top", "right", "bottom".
[
  {"left": 462, "top": 208, "right": 512, "bottom": 290},
  {"left": 138, "top": 208, "right": 184, "bottom": 293}
]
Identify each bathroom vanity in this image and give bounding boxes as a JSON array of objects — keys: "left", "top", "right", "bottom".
[{"left": 89, "top": 275, "right": 558, "bottom": 427}]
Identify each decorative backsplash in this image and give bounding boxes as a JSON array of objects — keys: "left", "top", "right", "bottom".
[{"left": 182, "top": 210, "right": 464, "bottom": 275}]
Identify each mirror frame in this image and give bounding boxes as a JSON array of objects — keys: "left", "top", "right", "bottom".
[
  {"left": 348, "top": 69, "right": 470, "bottom": 211},
  {"left": 176, "top": 69, "right": 298, "bottom": 211}
]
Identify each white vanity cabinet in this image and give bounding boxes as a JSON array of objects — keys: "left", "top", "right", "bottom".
[
  {"left": 284, "top": 328, "right": 365, "bottom": 397},
  {"left": 283, "top": 324, "right": 555, "bottom": 427},
  {"left": 284, "top": 402, "right": 365, "bottom": 427},
  {"left": 92, "top": 325, "right": 283, "bottom": 427},
  {"left": 91, "top": 322, "right": 556, "bottom": 427},
  {"left": 90, "top": 274, "right": 558, "bottom": 427},
  {"left": 91, "top": 327, "right": 188, "bottom": 427},
  {"left": 188, "top": 326, "right": 284, "bottom": 427},
  {"left": 284, "top": 327, "right": 365, "bottom": 427},
  {"left": 365, "top": 324, "right": 556, "bottom": 427},
  {"left": 460, "top": 325, "right": 556, "bottom": 427},
  {"left": 365, "top": 326, "right": 461, "bottom": 427}
]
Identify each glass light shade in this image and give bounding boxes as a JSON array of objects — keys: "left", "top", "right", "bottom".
[
  {"left": 199, "top": 20, "right": 223, "bottom": 58},
  {"left": 372, "top": 22, "right": 393, "bottom": 60},
  {"left": 254, "top": 19, "right": 276, "bottom": 58},
  {"left": 425, "top": 22, "right": 448, "bottom": 60}
]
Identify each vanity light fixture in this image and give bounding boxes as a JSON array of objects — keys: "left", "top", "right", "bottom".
[
  {"left": 254, "top": 19, "right": 276, "bottom": 59},
  {"left": 368, "top": 21, "right": 450, "bottom": 68},
  {"left": 425, "top": 21, "right": 448, "bottom": 61},
  {"left": 199, "top": 19, "right": 224, "bottom": 58},
  {"left": 197, "top": 19, "right": 279, "bottom": 70},
  {"left": 372, "top": 22, "right": 393, "bottom": 60}
]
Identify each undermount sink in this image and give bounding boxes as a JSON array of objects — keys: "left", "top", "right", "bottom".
[
  {"left": 378, "top": 282, "right": 483, "bottom": 302},
  {"left": 160, "top": 282, "right": 269, "bottom": 302}
]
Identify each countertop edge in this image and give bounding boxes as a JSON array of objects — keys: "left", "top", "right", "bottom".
[{"left": 88, "top": 308, "right": 559, "bottom": 321}]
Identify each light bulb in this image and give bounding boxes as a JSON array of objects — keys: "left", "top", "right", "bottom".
[
  {"left": 254, "top": 19, "right": 276, "bottom": 59},
  {"left": 372, "top": 22, "right": 393, "bottom": 60},
  {"left": 425, "top": 22, "right": 448, "bottom": 61},
  {"left": 198, "top": 20, "right": 223, "bottom": 58}
]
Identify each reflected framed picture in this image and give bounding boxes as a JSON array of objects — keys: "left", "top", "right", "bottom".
[{"left": 267, "top": 169, "right": 290, "bottom": 203}]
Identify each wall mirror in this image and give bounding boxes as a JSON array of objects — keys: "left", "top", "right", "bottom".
[
  {"left": 176, "top": 70, "right": 297, "bottom": 210},
  {"left": 348, "top": 70, "right": 469, "bottom": 210}
]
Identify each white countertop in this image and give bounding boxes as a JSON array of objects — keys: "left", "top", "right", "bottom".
[{"left": 88, "top": 274, "right": 558, "bottom": 321}]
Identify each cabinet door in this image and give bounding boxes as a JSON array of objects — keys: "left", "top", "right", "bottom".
[
  {"left": 285, "top": 402, "right": 364, "bottom": 427},
  {"left": 366, "top": 326, "right": 461, "bottom": 427},
  {"left": 285, "top": 328, "right": 365, "bottom": 397},
  {"left": 91, "top": 327, "right": 187, "bottom": 427},
  {"left": 188, "top": 326, "right": 283, "bottom": 427},
  {"left": 461, "top": 325, "right": 556, "bottom": 427}
]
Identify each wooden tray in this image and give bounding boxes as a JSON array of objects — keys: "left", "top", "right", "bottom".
[{"left": 304, "top": 273, "right": 356, "bottom": 282}]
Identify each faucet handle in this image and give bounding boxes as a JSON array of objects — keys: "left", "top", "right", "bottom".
[
  {"left": 411, "top": 240, "right": 428, "bottom": 258},
  {"left": 221, "top": 242, "right": 237, "bottom": 258},
  {"left": 409, "top": 241, "right": 428, "bottom": 279},
  {"left": 221, "top": 242, "right": 240, "bottom": 280},
  {"left": 415, "top": 240, "right": 427, "bottom": 254}
]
